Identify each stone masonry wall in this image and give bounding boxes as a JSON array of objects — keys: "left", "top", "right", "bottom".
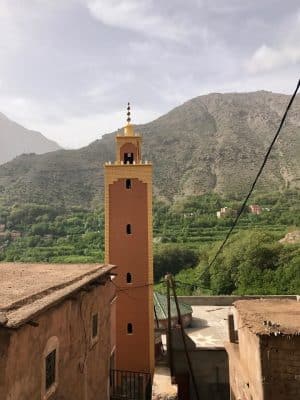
[{"left": 261, "top": 335, "right": 300, "bottom": 399}]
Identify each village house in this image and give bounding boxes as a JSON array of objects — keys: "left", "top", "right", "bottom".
[
  {"left": 216, "top": 207, "right": 237, "bottom": 219},
  {"left": 226, "top": 299, "right": 300, "bottom": 400},
  {"left": 0, "top": 263, "right": 116, "bottom": 400},
  {"left": 248, "top": 204, "right": 262, "bottom": 215}
]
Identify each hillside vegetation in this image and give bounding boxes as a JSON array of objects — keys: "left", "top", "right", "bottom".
[
  {"left": 0, "top": 190, "right": 299, "bottom": 295},
  {"left": 0, "top": 91, "right": 299, "bottom": 207}
]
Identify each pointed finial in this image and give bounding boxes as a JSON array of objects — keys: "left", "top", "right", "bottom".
[
  {"left": 124, "top": 102, "right": 134, "bottom": 136},
  {"left": 127, "top": 102, "right": 131, "bottom": 124}
]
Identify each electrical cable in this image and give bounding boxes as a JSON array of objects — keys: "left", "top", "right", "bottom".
[
  {"left": 111, "top": 281, "right": 154, "bottom": 292},
  {"left": 205, "top": 78, "right": 300, "bottom": 270},
  {"left": 167, "top": 274, "right": 200, "bottom": 400},
  {"left": 167, "top": 79, "right": 300, "bottom": 291}
]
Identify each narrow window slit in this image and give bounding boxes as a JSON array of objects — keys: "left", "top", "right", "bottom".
[
  {"left": 125, "top": 179, "right": 132, "bottom": 189},
  {"left": 126, "top": 224, "right": 132, "bottom": 234},
  {"left": 127, "top": 323, "right": 133, "bottom": 334},
  {"left": 45, "top": 350, "right": 56, "bottom": 390},
  {"left": 92, "top": 313, "right": 98, "bottom": 338},
  {"left": 126, "top": 273, "right": 132, "bottom": 283}
]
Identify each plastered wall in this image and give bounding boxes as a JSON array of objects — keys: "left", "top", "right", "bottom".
[{"left": 0, "top": 281, "right": 114, "bottom": 400}]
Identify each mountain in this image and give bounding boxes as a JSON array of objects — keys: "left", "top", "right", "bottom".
[
  {"left": 0, "top": 112, "right": 61, "bottom": 165},
  {"left": 0, "top": 91, "right": 299, "bottom": 208}
]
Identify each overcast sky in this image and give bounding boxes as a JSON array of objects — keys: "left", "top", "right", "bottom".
[{"left": 0, "top": 0, "right": 299, "bottom": 148}]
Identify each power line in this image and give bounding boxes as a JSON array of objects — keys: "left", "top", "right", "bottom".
[
  {"left": 206, "top": 79, "right": 300, "bottom": 270},
  {"left": 111, "top": 281, "right": 154, "bottom": 292},
  {"left": 166, "top": 274, "right": 200, "bottom": 400}
]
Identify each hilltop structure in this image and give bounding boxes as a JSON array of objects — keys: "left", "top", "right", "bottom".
[{"left": 104, "top": 103, "right": 155, "bottom": 375}]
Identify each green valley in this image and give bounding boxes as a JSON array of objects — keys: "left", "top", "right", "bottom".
[{"left": 1, "top": 189, "right": 299, "bottom": 295}]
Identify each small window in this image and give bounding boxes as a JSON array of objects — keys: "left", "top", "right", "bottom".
[
  {"left": 124, "top": 152, "right": 134, "bottom": 164},
  {"left": 92, "top": 313, "right": 98, "bottom": 338},
  {"left": 126, "top": 273, "right": 132, "bottom": 283},
  {"left": 127, "top": 323, "right": 133, "bottom": 334},
  {"left": 45, "top": 350, "right": 56, "bottom": 390},
  {"left": 125, "top": 179, "right": 132, "bottom": 189},
  {"left": 43, "top": 336, "right": 59, "bottom": 399},
  {"left": 126, "top": 224, "right": 132, "bottom": 234}
]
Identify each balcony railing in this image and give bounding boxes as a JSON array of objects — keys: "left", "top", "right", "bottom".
[{"left": 110, "top": 369, "right": 152, "bottom": 400}]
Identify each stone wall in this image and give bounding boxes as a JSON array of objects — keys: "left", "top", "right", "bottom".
[
  {"left": 227, "top": 318, "right": 264, "bottom": 400},
  {"left": 171, "top": 328, "right": 229, "bottom": 400},
  {"left": 0, "top": 281, "right": 115, "bottom": 400},
  {"left": 178, "top": 295, "right": 297, "bottom": 306},
  {"left": 173, "top": 347, "right": 229, "bottom": 400},
  {"left": 261, "top": 335, "right": 300, "bottom": 399},
  {"left": 227, "top": 310, "right": 300, "bottom": 400}
]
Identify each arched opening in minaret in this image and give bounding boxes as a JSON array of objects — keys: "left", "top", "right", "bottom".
[
  {"left": 125, "top": 179, "right": 132, "bottom": 189},
  {"left": 126, "top": 224, "right": 132, "bottom": 234},
  {"left": 127, "top": 323, "right": 133, "bottom": 334},
  {"left": 124, "top": 152, "right": 134, "bottom": 164},
  {"left": 126, "top": 273, "right": 132, "bottom": 283}
]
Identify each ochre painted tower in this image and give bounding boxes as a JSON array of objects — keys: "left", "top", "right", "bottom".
[{"left": 104, "top": 104, "right": 154, "bottom": 375}]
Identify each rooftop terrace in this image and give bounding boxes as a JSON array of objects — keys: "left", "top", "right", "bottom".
[
  {"left": 185, "top": 305, "right": 230, "bottom": 348},
  {"left": 0, "top": 263, "right": 115, "bottom": 328},
  {"left": 235, "top": 299, "right": 300, "bottom": 336}
]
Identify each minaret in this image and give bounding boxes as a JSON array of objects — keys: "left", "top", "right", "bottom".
[{"left": 104, "top": 103, "right": 154, "bottom": 375}]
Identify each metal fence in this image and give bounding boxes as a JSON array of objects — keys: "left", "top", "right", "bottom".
[{"left": 110, "top": 369, "right": 152, "bottom": 400}]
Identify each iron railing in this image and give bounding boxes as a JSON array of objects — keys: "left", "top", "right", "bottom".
[{"left": 110, "top": 369, "right": 152, "bottom": 400}]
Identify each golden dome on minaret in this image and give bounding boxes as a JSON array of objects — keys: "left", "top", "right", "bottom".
[{"left": 124, "top": 102, "right": 135, "bottom": 136}]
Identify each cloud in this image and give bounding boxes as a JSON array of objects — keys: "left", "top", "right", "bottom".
[
  {"left": 0, "top": 94, "right": 160, "bottom": 148},
  {"left": 0, "top": 1, "right": 300, "bottom": 148},
  {"left": 246, "top": 6, "right": 300, "bottom": 74},
  {"left": 29, "top": 106, "right": 160, "bottom": 148},
  {"left": 86, "top": 0, "right": 192, "bottom": 42},
  {"left": 246, "top": 44, "right": 300, "bottom": 74}
]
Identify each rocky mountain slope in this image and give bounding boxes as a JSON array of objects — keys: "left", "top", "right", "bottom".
[
  {"left": 0, "top": 91, "right": 299, "bottom": 208},
  {"left": 0, "top": 112, "right": 61, "bottom": 165}
]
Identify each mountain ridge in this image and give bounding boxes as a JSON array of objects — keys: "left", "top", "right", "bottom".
[
  {"left": 0, "top": 112, "right": 61, "bottom": 165},
  {"left": 0, "top": 91, "right": 299, "bottom": 208}
]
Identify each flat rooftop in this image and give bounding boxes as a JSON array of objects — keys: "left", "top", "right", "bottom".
[
  {"left": 161, "top": 305, "right": 231, "bottom": 349},
  {"left": 235, "top": 299, "right": 300, "bottom": 335},
  {"left": 185, "top": 305, "right": 231, "bottom": 348},
  {"left": 0, "top": 263, "right": 115, "bottom": 328}
]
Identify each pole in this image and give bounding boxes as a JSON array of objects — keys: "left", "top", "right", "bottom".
[{"left": 165, "top": 274, "right": 174, "bottom": 377}]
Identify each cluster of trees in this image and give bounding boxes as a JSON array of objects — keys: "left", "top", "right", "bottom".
[
  {"left": 154, "top": 245, "right": 199, "bottom": 282},
  {"left": 173, "top": 230, "right": 300, "bottom": 295},
  {"left": 0, "top": 189, "right": 299, "bottom": 295}
]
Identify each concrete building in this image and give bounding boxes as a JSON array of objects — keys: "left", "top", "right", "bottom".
[
  {"left": 170, "top": 299, "right": 230, "bottom": 400},
  {"left": 154, "top": 295, "right": 298, "bottom": 400},
  {"left": 226, "top": 299, "right": 300, "bottom": 400},
  {"left": 0, "top": 263, "right": 116, "bottom": 400},
  {"left": 104, "top": 103, "right": 154, "bottom": 376}
]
